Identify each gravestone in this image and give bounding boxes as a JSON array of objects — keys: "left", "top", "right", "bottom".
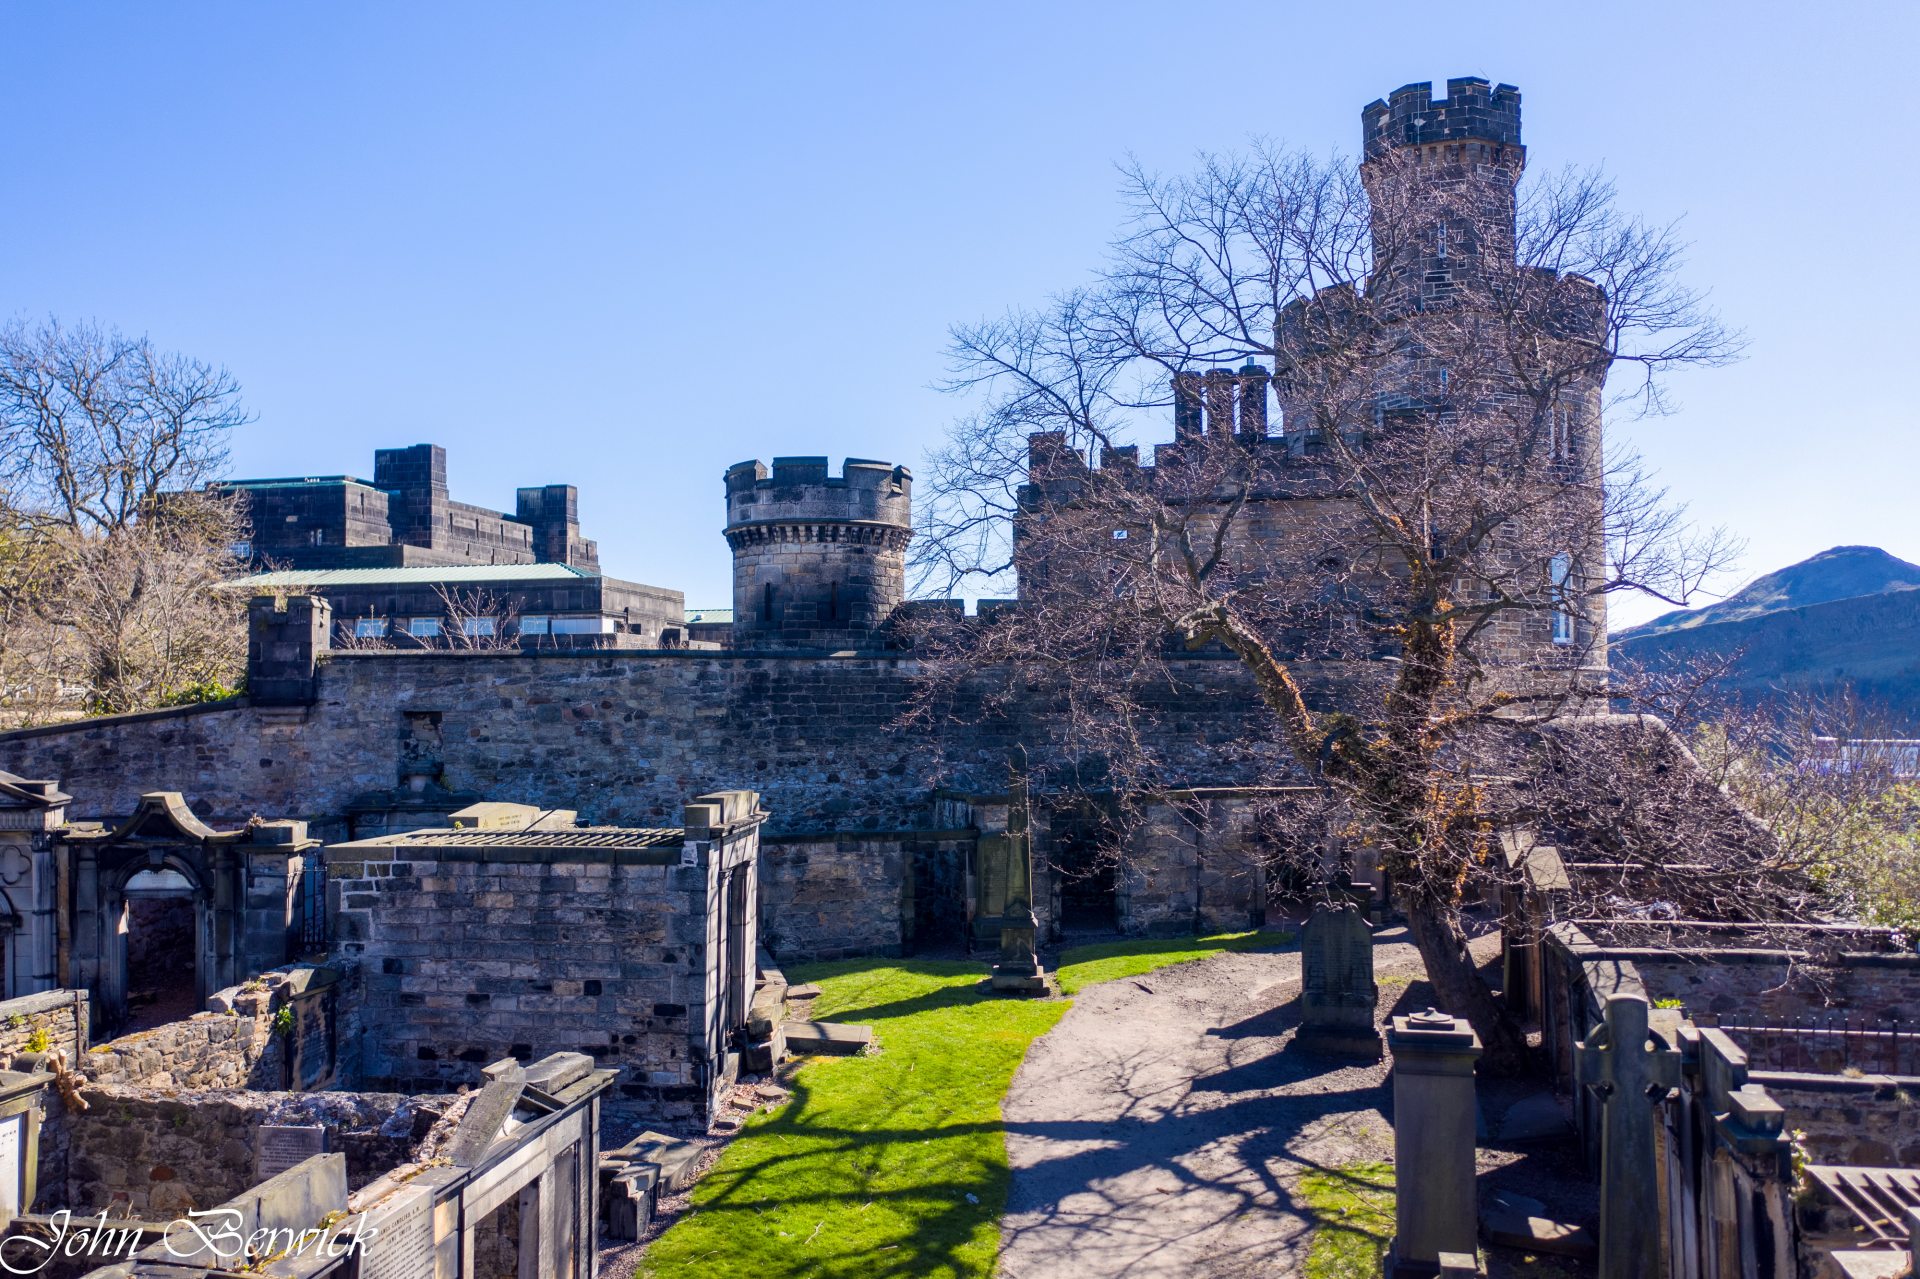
[
  {"left": 1296, "top": 904, "right": 1380, "bottom": 1058},
  {"left": 0, "top": 1112, "right": 20, "bottom": 1214},
  {"left": 360, "top": 1182, "right": 434, "bottom": 1279},
  {"left": 255, "top": 1123, "right": 327, "bottom": 1180},
  {"left": 1577, "top": 993, "right": 1682, "bottom": 1279},
  {"left": 1350, "top": 848, "right": 1382, "bottom": 922}
]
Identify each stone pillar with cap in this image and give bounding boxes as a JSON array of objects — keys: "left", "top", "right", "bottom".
[{"left": 1387, "top": 1007, "right": 1484, "bottom": 1276}]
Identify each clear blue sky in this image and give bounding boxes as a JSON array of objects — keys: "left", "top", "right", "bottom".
[{"left": 5, "top": 2, "right": 1913, "bottom": 626}]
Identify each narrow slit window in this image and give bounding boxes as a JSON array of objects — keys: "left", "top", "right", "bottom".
[{"left": 1549, "top": 554, "right": 1575, "bottom": 646}]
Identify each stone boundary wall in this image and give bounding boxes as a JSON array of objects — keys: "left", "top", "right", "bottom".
[
  {"left": 1548, "top": 921, "right": 1920, "bottom": 1021},
  {"left": 763, "top": 831, "right": 979, "bottom": 960},
  {"left": 0, "top": 648, "right": 1333, "bottom": 960},
  {"left": 0, "top": 989, "right": 87, "bottom": 1066},
  {"left": 0, "top": 650, "right": 1313, "bottom": 835},
  {"left": 1750, "top": 1071, "right": 1920, "bottom": 1166},
  {"left": 58, "top": 1086, "right": 434, "bottom": 1218}
]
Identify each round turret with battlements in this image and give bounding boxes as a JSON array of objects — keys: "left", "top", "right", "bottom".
[{"left": 723, "top": 457, "right": 913, "bottom": 650}]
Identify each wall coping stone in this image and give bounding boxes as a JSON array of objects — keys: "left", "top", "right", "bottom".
[
  {"left": 1751, "top": 1070, "right": 1920, "bottom": 1092},
  {"left": 0, "top": 696, "right": 247, "bottom": 742}
]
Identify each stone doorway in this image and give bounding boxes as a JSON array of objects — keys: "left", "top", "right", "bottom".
[
  {"left": 1048, "top": 805, "right": 1119, "bottom": 936},
  {"left": 121, "top": 868, "right": 200, "bottom": 1033}
]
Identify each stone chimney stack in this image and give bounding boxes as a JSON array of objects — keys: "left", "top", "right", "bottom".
[
  {"left": 1237, "top": 364, "right": 1270, "bottom": 439},
  {"left": 1172, "top": 372, "right": 1203, "bottom": 439},
  {"left": 1204, "top": 369, "right": 1235, "bottom": 438}
]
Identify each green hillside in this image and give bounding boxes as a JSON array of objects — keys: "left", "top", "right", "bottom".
[{"left": 1612, "top": 547, "right": 1920, "bottom": 730}]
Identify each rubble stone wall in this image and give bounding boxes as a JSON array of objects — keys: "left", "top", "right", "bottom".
[
  {"left": 1751, "top": 1071, "right": 1920, "bottom": 1166},
  {"left": 0, "top": 989, "right": 87, "bottom": 1065},
  {"left": 84, "top": 964, "right": 345, "bottom": 1092},
  {"left": 59, "top": 1087, "right": 429, "bottom": 1218},
  {"left": 1629, "top": 951, "right": 1920, "bottom": 1022},
  {"left": 85, "top": 1008, "right": 280, "bottom": 1091}
]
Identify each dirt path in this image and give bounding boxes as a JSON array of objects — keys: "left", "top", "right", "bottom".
[{"left": 998, "top": 930, "right": 1428, "bottom": 1279}]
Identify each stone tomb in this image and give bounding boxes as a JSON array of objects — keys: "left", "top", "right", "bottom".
[
  {"left": 1295, "top": 904, "right": 1381, "bottom": 1058},
  {"left": 68, "top": 1051, "right": 616, "bottom": 1278}
]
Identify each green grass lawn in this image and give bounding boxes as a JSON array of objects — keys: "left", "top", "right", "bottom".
[
  {"left": 637, "top": 930, "right": 1295, "bottom": 1279},
  {"left": 1298, "top": 1161, "right": 1395, "bottom": 1279}
]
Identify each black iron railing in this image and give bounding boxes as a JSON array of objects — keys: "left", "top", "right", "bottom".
[{"left": 1700, "top": 1013, "right": 1920, "bottom": 1077}]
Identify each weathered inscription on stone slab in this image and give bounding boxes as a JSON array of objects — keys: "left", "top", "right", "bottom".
[
  {"left": 0, "top": 1112, "right": 21, "bottom": 1213},
  {"left": 1302, "top": 906, "right": 1377, "bottom": 1027},
  {"left": 361, "top": 1184, "right": 433, "bottom": 1279},
  {"left": 256, "top": 1124, "right": 327, "bottom": 1180}
]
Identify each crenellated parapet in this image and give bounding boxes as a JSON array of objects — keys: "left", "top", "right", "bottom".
[
  {"left": 723, "top": 457, "right": 913, "bottom": 650},
  {"left": 725, "top": 457, "right": 912, "bottom": 531},
  {"left": 1362, "top": 78, "right": 1522, "bottom": 158}
]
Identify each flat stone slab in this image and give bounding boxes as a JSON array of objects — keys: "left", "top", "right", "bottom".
[
  {"left": 618, "top": 1131, "right": 702, "bottom": 1192},
  {"left": 1481, "top": 1189, "right": 1595, "bottom": 1259},
  {"left": 782, "top": 1020, "right": 873, "bottom": 1055},
  {"left": 523, "top": 1051, "right": 595, "bottom": 1094},
  {"left": 785, "top": 983, "right": 822, "bottom": 999},
  {"left": 447, "top": 1070, "right": 524, "bottom": 1167}
]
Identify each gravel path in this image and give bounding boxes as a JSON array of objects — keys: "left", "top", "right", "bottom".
[{"left": 998, "top": 930, "right": 1427, "bottom": 1279}]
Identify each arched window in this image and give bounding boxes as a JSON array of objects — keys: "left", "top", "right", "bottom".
[{"left": 761, "top": 583, "right": 774, "bottom": 622}]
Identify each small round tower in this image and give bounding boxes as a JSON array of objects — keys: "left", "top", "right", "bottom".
[{"left": 723, "top": 456, "right": 913, "bottom": 651}]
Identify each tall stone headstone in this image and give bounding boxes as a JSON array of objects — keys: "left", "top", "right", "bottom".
[
  {"left": 991, "top": 753, "right": 1049, "bottom": 996},
  {"left": 1296, "top": 904, "right": 1380, "bottom": 1058},
  {"left": 1577, "top": 993, "right": 1681, "bottom": 1279},
  {"left": 1386, "top": 1009, "right": 1484, "bottom": 1276}
]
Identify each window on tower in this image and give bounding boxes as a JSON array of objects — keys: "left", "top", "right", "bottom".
[{"left": 1549, "top": 554, "right": 1576, "bottom": 646}]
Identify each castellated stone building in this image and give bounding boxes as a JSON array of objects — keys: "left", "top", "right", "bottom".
[
  {"left": 216, "top": 442, "right": 687, "bottom": 647},
  {"left": 0, "top": 77, "right": 1599, "bottom": 1109}
]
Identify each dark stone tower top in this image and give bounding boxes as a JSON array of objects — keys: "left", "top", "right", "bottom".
[
  {"left": 1362, "top": 78, "right": 1522, "bottom": 158},
  {"left": 724, "top": 457, "right": 913, "bottom": 530},
  {"left": 724, "top": 457, "right": 912, "bottom": 651}
]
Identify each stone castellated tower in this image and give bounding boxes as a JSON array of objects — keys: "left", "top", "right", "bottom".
[
  {"left": 724, "top": 457, "right": 913, "bottom": 651},
  {"left": 1360, "top": 78, "right": 1525, "bottom": 305}
]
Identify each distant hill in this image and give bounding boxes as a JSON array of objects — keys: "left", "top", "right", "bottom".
[
  {"left": 1611, "top": 546, "right": 1920, "bottom": 730},
  {"left": 1619, "top": 546, "right": 1920, "bottom": 640}
]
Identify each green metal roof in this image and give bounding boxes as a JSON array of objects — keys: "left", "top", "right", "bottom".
[
  {"left": 685, "top": 607, "right": 733, "bottom": 624},
  {"left": 233, "top": 564, "right": 597, "bottom": 588}
]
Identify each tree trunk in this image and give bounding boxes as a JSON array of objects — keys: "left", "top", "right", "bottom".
[{"left": 1402, "top": 894, "right": 1530, "bottom": 1074}]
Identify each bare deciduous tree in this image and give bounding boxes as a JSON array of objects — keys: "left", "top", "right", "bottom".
[
  {"left": 0, "top": 318, "right": 253, "bottom": 721},
  {"left": 0, "top": 317, "right": 251, "bottom": 534},
  {"left": 910, "top": 142, "right": 1750, "bottom": 1067},
  {"left": 35, "top": 494, "right": 250, "bottom": 716}
]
